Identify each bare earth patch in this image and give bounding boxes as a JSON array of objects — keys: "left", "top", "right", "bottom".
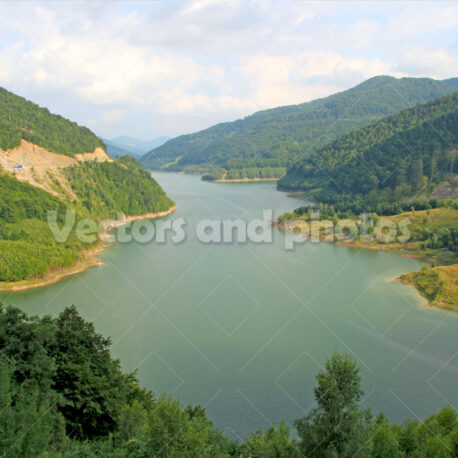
[{"left": 0, "top": 140, "right": 111, "bottom": 199}]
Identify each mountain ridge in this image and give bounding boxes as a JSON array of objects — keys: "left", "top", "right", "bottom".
[
  {"left": 141, "top": 75, "right": 457, "bottom": 178},
  {"left": 277, "top": 91, "right": 458, "bottom": 208}
]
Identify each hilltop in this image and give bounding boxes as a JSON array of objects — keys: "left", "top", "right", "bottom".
[
  {"left": 0, "top": 87, "right": 104, "bottom": 156},
  {"left": 103, "top": 135, "right": 170, "bottom": 160},
  {"left": 0, "top": 89, "right": 174, "bottom": 287},
  {"left": 141, "top": 76, "right": 457, "bottom": 180},
  {"left": 278, "top": 92, "right": 458, "bottom": 207}
]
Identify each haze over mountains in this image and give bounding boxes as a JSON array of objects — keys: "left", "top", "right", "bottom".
[
  {"left": 103, "top": 135, "right": 170, "bottom": 160},
  {"left": 141, "top": 76, "right": 457, "bottom": 180}
]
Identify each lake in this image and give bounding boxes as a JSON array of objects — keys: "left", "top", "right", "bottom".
[{"left": 1, "top": 172, "right": 457, "bottom": 438}]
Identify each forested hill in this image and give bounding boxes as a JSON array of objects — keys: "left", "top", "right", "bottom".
[
  {"left": 141, "top": 76, "right": 456, "bottom": 178},
  {"left": 0, "top": 87, "right": 105, "bottom": 156},
  {"left": 278, "top": 92, "right": 458, "bottom": 207},
  {"left": 0, "top": 89, "right": 175, "bottom": 284},
  {"left": 0, "top": 155, "right": 175, "bottom": 283}
]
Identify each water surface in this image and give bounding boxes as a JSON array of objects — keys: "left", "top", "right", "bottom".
[{"left": 2, "top": 173, "right": 456, "bottom": 438}]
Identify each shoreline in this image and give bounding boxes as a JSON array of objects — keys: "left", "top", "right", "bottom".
[
  {"left": 0, "top": 244, "right": 107, "bottom": 292},
  {"left": 0, "top": 205, "right": 177, "bottom": 293},
  {"left": 275, "top": 222, "right": 456, "bottom": 312},
  {"left": 100, "top": 205, "right": 177, "bottom": 235},
  {"left": 395, "top": 277, "right": 438, "bottom": 310},
  {"left": 148, "top": 169, "right": 282, "bottom": 183},
  {"left": 207, "top": 177, "right": 280, "bottom": 183}
]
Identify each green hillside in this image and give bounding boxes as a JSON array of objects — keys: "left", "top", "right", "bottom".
[
  {"left": 278, "top": 92, "right": 458, "bottom": 210},
  {"left": 0, "top": 156, "right": 174, "bottom": 283},
  {"left": 0, "top": 87, "right": 105, "bottom": 156},
  {"left": 64, "top": 155, "right": 174, "bottom": 219},
  {"left": 0, "top": 173, "right": 86, "bottom": 282},
  {"left": 141, "top": 76, "right": 456, "bottom": 179},
  {"left": 0, "top": 89, "right": 174, "bottom": 284}
]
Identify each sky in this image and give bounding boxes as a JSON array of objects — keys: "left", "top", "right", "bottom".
[{"left": 0, "top": 0, "right": 457, "bottom": 140}]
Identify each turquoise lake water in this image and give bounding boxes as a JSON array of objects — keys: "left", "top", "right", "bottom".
[{"left": 1, "top": 172, "right": 456, "bottom": 438}]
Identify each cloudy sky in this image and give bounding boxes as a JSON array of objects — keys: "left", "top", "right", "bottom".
[{"left": 1, "top": 1, "right": 457, "bottom": 140}]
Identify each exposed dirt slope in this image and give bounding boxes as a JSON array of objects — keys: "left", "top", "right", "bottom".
[
  {"left": 431, "top": 175, "right": 458, "bottom": 199},
  {"left": 0, "top": 140, "right": 111, "bottom": 199}
]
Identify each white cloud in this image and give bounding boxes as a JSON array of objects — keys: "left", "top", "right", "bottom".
[
  {"left": 103, "top": 109, "right": 126, "bottom": 124},
  {"left": 0, "top": 0, "right": 456, "bottom": 138},
  {"left": 396, "top": 48, "right": 458, "bottom": 79}
]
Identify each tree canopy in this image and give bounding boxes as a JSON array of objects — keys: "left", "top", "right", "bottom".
[
  {"left": 0, "top": 87, "right": 105, "bottom": 156},
  {"left": 142, "top": 76, "right": 456, "bottom": 179},
  {"left": 1, "top": 304, "right": 456, "bottom": 457},
  {"left": 279, "top": 92, "right": 458, "bottom": 208},
  {"left": 0, "top": 156, "right": 174, "bottom": 282}
]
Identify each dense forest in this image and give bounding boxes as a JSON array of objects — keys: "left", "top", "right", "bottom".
[
  {"left": 202, "top": 166, "right": 286, "bottom": 181},
  {"left": 0, "top": 173, "right": 89, "bottom": 281},
  {"left": 0, "top": 87, "right": 175, "bottom": 283},
  {"left": 278, "top": 92, "right": 458, "bottom": 209},
  {"left": 0, "top": 156, "right": 174, "bottom": 282},
  {"left": 0, "top": 87, "right": 105, "bottom": 156},
  {"left": 142, "top": 76, "right": 456, "bottom": 178},
  {"left": 65, "top": 156, "right": 174, "bottom": 219},
  {"left": 0, "top": 304, "right": 456, "bottom": 457}
]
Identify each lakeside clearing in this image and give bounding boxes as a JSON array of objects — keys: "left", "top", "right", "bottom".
[
  {"left": 0, "top": 205, "right": 177, "bottom": 292},
  {"left": 399, "top": 264, "right": 457, "bottom": 311}
]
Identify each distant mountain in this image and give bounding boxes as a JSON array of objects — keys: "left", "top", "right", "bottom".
[
  {"left": 141, "top": 76, "right": 457, "bottom": 179},
  {"left": 108, "top": 135, "right": 170, "bottom": 156},
  {"left": 443, "top": 77, "right": 458, "bottom": 90},
  {"left": 103, "top": 139, "right": 142, "bottom": 160},
  {"left": 278, "top": 92, "right": 458, "bottom": 209}
]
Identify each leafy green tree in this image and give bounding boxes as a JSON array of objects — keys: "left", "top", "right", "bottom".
[
  {"left": 49, "top": 306, "right": 132, "bottom": 439},
  {"left": 237, "top": 422, "right": 299, "bottom": 457},
  {"left": 0, "top": 361, "right": 67, "bottom": 456},
  {"left": 295, "top": 352, "right": 373, "bottom": 457},
  {"left": 370, "top": 415, "right": 402, "bottom": 458}
]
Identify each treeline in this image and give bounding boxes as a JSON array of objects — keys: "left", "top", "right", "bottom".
[
  {"left": 279, "top": 198, "right": 458, "bottom": 256},
  {"left": 284, "top": 198, "right": 458, "bottom": 220},
  {"left": 279, "top": 92, "right": 458, "bottom": 202},
  {"left": 142, "top": 76, "right": 456, "bottom": 175},
  {"left": 1, "top": 304, "right": 456, "bottom": 457},
  {"left": 0, "top": 87, "right": 105, "bottom": 156},
  {"left": 202, "top": 167, "right": 286, "bottom": 181},
  {"left": 65, "top": 156, "right": 174, "bottom": 219}
]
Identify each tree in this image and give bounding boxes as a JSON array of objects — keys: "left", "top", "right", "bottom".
[
  {"left": 238, "top": 422, "right": 299, "bottom": 458},
  {"left": 295, "top": 352, "right": 373, "bottom": 457},
  {"left": 371, "top": 415, "right": 402, "bottom": 458},
  {"left": 0, "top": 361, "right": 66, "bottom": 456},
  {"left": 48, "top": 305, "right": 131, "bottom": 439}
]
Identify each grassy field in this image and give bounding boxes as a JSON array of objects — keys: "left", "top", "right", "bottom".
[
  {"left": 400, "top": 264, "right": 458, "bottom": 311},
  {"left": 357, "top": 208, "right": 457, "bottom": 265}
]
